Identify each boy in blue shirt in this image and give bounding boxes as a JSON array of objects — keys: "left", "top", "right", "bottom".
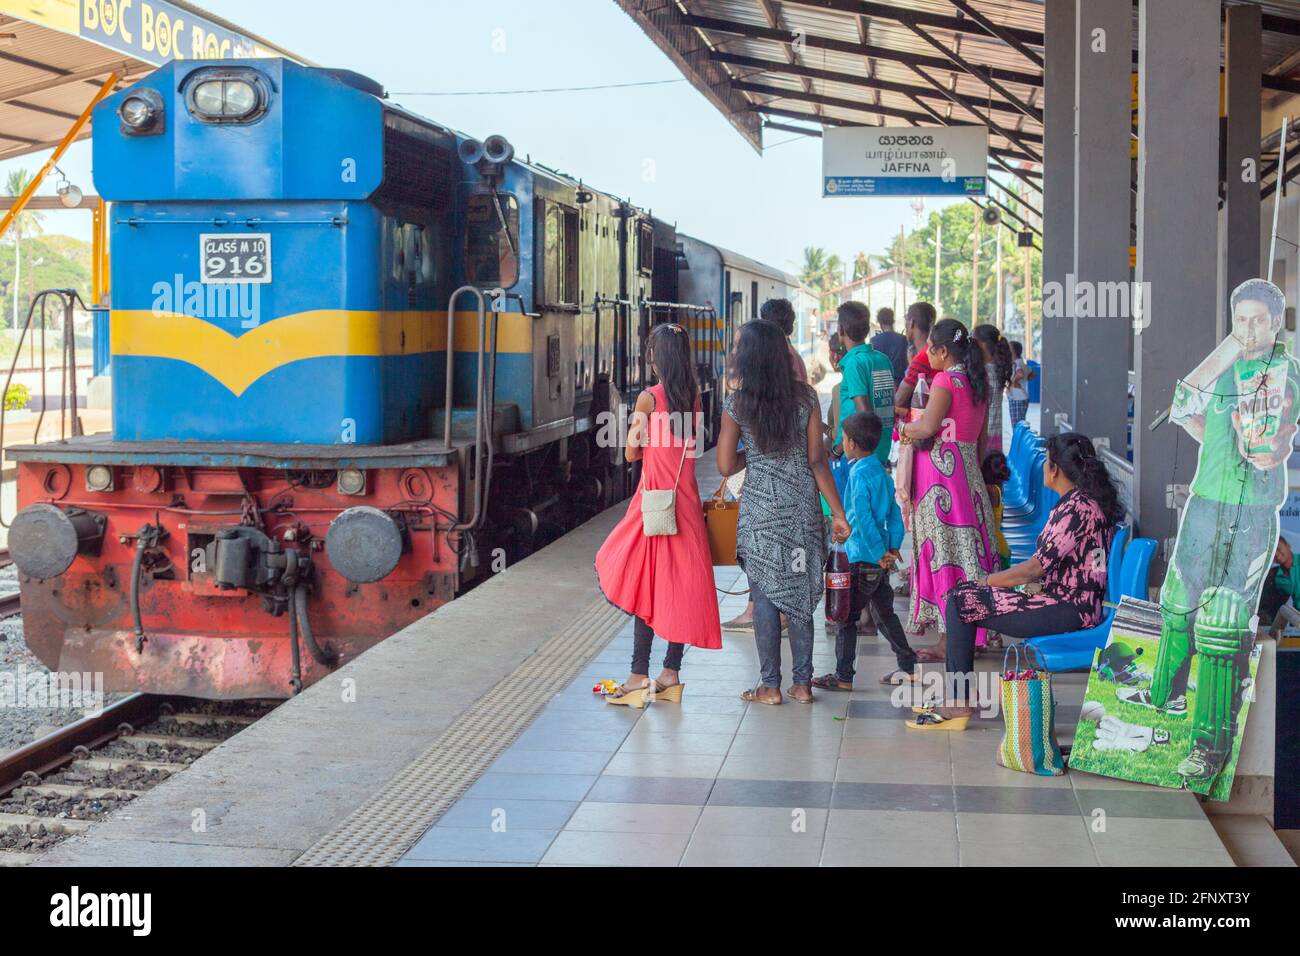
[{"left": 813, "top": 412, "right": 918, "bottom": 690}]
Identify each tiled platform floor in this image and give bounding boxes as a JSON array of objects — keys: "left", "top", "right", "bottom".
[{"left": 399, "top": 565, "right": 1233, "bottom": 867}]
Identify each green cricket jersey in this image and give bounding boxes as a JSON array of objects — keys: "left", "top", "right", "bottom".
[{"left": 1183, "top": 344, "right": 1300, "bottom": 508}]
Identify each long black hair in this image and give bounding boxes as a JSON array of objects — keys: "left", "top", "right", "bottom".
[
  {"left": 973, "top": 323, "right": 1014, "bottom": 392},
  {"left": 647, "top": 322, "right": 699, "bottom": 439},
  {"left": 1046, "top": 432, "right": 1125, "bottom": 524},
  {"left": 929, "top": 318, "right": 990, "bottom": 408},
  {"left": 729, "top": 319, "right": 816, "bottom": 454}
]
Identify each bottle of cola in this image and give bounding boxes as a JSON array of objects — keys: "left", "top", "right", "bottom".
[{"left": 825, "top": 542, "right": 853, "bottom": 624}]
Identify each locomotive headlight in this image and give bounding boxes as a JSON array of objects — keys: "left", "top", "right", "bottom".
[
  {"left": 192, "top": 81, "right": 225, "bottom": 115},
  {"left": 337, "top": 469, "right": 367, "bottom": 497},
  {"left": 188, "top": 74, "right": 266, "bottom": 123},
  {"left": 85, "top": 465, "right": 115, "bottom": 493},
  {"left": 223, "top": 80, "right": 259, "bottom": 117},
  {"left": 119, "top": 92, "right": 162, "bottom": 133}
]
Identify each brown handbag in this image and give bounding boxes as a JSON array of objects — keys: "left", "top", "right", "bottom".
[{"left": 702, "top": 479, "right": 740, "bottom": 567}]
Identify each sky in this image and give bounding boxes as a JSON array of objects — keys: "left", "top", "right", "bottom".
[{"left": 1, "top": 0, "right": 961, "bottom": 276}]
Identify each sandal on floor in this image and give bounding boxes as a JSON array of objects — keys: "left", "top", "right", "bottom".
[
  {"left": 914, "top": 647, "right": 946, "bottom": 663},
  {"left": 786, "top": 684, "right": 815, "bottom": 704},
  {"left": 880, "top": 669, "right": 917, "bottom": 685},
  {"left": 606, "top": 686, "right": 650, "bottom": 709},
  {"left": 811, "top": 674, "right": 854, "bottom": 692},
  {"left": 905, "top": 709, "right": 971, "bottom": 732},
  {"left": 605, "top": 681, "right": 655, "bottom": 712},
  {"left": 741, "top": 687, "right": 783, "bottom": 706},
  {"left": 652, "top": 682, "right": 685, "bottom": 704}
]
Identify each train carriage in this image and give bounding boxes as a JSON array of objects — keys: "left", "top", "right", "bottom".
[{"left": 3, "top": 59, "right": 793, "bottom": 700}]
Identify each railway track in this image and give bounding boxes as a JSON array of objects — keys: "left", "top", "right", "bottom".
[{"left": 0, "top": 694, "right": 276, "bottom": 866}]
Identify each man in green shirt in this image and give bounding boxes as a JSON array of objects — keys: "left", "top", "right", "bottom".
[
  {"left": 835, "top": 301, "right": 896, "bottom": 467},
  {"left": 1120, "top": 279, "right": 1300, "bottom": 786}
]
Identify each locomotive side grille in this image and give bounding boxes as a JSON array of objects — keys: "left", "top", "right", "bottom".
[{"left": 377, "top": 123, "right": 454, "bottom": 214}]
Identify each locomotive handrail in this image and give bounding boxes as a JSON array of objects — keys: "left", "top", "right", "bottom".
[
  {"left": 639, "top": 299, "right": 719, "bottom": 313},
  {"left": 444, "top": 286, "right": 498, "bottom": 535}
]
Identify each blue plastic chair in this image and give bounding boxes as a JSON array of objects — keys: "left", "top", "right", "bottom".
[
  {"left": 1004, "top": 429, "right": 1042, "bottom": 510},
  {"left": 1004, "top": 424, "right": 1038, "bottom": 497},
  {"left": 1005, "top": 488, "right": 1063, "bottom": 561},
  {"left": 1027, "top": 536, "right": 1157, "bottom": 673},
  {"left": 1005, "top": 481, "right": 1060, "bottom": 535},
  {"left": 1105, "top": 525, "right": 1131, "bottom": 604},
  {"left": 1007, "top": 422, "right": 1034, "bottom": 471},
  {"left": 1004, "top": 451, "right": 1046, "bottom": 519},
  {"left": 1003, "top": 459, "right": 1059, "bottom": 542}
]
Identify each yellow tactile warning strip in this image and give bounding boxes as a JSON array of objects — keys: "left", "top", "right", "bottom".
[{"left": 292, "top": 598, "right": 627, "bottom": 867}]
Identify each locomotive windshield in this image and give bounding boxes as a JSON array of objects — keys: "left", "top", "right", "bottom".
[{"left": 465, "top": 192, "right": 519, "bottom": 288}]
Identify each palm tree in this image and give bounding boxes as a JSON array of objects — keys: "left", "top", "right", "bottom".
[
  {"left": 800, "top": 246, "right": 828, "bottom": 289},
  {"left": 823, "top": 253, "right": 843, "bottom": 288},
  {"left": 5, "top": 169, "right": 44, "bottom": 329}
]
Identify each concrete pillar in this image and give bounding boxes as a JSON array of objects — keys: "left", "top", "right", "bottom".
[
  {"left": 1039, "top": 0, "right": 1076, "bottom": 437},
  {"left": 1224, "top": 2, "right": 1262, "bottom": 333},
  {"left": 1133, "top": 0, "right": 1221, "bottom": 573},
  {"left": 1071, "top": 0, "right": 1133, "bottom": 454}
]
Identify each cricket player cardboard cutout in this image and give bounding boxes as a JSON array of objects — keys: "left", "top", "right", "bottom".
[{"left": 1119, "top": 278, "right": 1298, "bottom": 787}]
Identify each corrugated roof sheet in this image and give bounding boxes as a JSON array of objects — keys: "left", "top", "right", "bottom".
[{"left": 616, "top": 0, "right": 1300, "bottom": 157}]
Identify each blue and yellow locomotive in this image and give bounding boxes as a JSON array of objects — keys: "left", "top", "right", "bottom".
[{"left": 5, "top": 59, "right": 792, "bottom": 699}]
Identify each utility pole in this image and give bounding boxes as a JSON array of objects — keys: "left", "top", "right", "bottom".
[
  {"left": 1023, "top": 245, "right": 1035, "bottom": 359},
  {"left": 898, "top": 224, "right": 908, "bottom": 316},
  {"left": 995, "top": 229, "right": 1004, "bottom": 331},
  {"left": 933, "top": 218, "right": 942, "bottom": 310},
  {"left": 971, "top": 215, "right": 982, "bottom": 327},
  {"left": 11, "top": 233, "right": 20, "bottom": 331}
]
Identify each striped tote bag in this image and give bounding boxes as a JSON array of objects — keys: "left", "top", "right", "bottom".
[{"left": 996, "top": 644, "right": 1066, "bottom": 776}]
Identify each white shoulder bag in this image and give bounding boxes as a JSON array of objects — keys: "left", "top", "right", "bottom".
[{"left": 640, "top": 431, "right": 692, "bottom": 537}]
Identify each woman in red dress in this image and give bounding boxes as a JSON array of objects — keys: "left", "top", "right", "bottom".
[{"left": 595, "top": 324, "right": 722, "bottom": 707}]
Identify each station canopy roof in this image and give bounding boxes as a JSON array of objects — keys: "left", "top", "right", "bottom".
[
  {"left": 616, "top": 0, "right": 1300, "bottom": 161},
  {"left": 0, "top": 0, "right": 307, "bottom": 163}
]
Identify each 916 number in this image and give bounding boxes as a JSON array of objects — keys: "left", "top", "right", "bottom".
[{"left": 200, "top": 234, "right": 272, "bottom": 284}]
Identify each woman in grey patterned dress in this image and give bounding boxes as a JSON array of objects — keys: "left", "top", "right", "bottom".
[{"left": 718, "top": 321, "right": 851, "bottom": 705}]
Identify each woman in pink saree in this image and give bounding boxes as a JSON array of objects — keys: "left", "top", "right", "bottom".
[{"left": 897, "top": 319, "right": 1000, "bottom": 661}]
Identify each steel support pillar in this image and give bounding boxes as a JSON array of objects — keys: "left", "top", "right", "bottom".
[
  {"left": 1224, "top": 2, "right": 1263, "bottom": 336},
  {"left": 1133, "top": 0, "right": 1222, "bottom": 575},
  {"left": 1039, "top": 0, "right": 1075, "bottom": 437},
  {"left": 1071, "top": 0, "right": 1133, "bottom": 454}
]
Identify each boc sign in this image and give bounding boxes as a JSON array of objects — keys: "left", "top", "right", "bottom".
[
  {"left": 822, "top": 125, "right": 988, "bottom": 198},
  {"left": 0, "top": 0, "right": 280, "bottom": 65}
]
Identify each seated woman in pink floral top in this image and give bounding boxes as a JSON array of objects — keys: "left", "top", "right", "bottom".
[{"left": 907, "top": 433, "right": 1125, "bottom": 731}]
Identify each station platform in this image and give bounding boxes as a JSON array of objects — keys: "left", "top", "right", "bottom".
[
  {"left": 395, "top": 579, "right": 1232, "bottom": 867},
  {"left": 30, "top": 403, "right": 1243, "bottom": 868}
]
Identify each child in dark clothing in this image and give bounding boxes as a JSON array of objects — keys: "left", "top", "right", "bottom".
[
  {"left": 813, "top": 412, "right": 918, "bottom": 690},
  {"left": 982, "top": 451, "right": 1013, "bottom": 571}
]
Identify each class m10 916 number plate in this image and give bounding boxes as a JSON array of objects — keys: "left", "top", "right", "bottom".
[{"left": 201, "top": 233, "right": 272, "bottom": 284}]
